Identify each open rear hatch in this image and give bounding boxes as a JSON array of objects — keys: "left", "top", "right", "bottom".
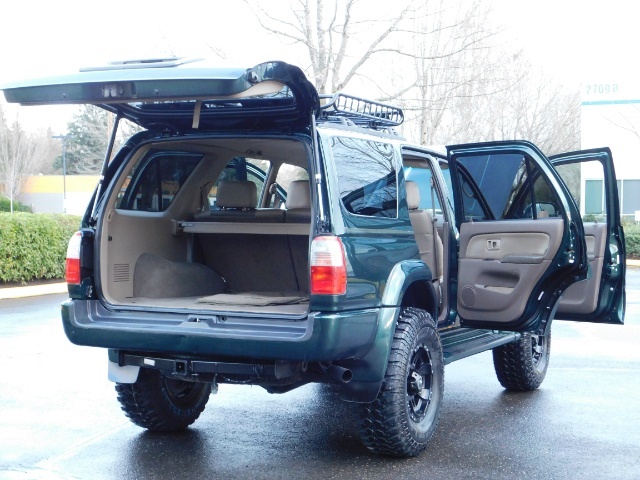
[
  {"left": 2, "top": 58, "right": 320, "bottom": 132},
  {"left": 2, "top": 59, "right": 322, "bottom": 317}
]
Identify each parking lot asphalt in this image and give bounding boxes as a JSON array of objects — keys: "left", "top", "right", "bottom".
[{"left": 0, "top": 269, "right": 639, "bottom": 479}]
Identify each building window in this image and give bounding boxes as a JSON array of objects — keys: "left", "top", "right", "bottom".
[
  {"left": 585, "top": 178, "right": 640, "bottom": 216},
  {"left": 585, "top": 179, "right": 604, "bottom": 215},
  {"left": 621, "top": 179, "right": 640, "bottom": 215}
]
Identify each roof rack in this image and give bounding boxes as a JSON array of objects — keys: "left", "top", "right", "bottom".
[{"left": 319, "top": 93, "right": 404, "bottom": 128}]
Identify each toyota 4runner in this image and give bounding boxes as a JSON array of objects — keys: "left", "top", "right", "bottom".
[{"left": 2, "top": 59, "right": 626, "bottom": 457}]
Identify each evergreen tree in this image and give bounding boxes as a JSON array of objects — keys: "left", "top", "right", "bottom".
[{"left": 54, "top": 105, "right": 111, "bottom": 174}]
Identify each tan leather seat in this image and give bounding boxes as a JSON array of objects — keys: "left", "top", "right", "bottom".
[
  {"left": 285, "top": 180, "right": 311, "bottom": 223},
  {"left": 407, "top": 181, "right": 443, "bottom": 282},
  {"left": 199, "top": 180, "right": 284, "bottom": 222}
]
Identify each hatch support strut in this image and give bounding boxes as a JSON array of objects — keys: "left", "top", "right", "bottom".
[
  {"left": 91, "top": 113, "right": 122, "bottom": 221},
  {"left": 310, "top": 113, "right": 329, "bottom": 233}
]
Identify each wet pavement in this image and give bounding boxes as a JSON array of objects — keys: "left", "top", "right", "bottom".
[{"left": 1, "top": 271, "right": 639, "bottom": 479}]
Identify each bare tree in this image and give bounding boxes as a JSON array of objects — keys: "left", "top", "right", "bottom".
[
  {"left": 55, "top": 105, "right": 142, "bottom": 174},
  {"left": 243, "top": 0, "right": 583, "bottom": 153},
  {"left": 391, "top": 0, "right": 512, "bottom": 145},
  {"left": 398, "top": 2, "right": 580, "bottom": 153},
  {"left": 243, "top": 0, "right": 415, "bottom": 93},
  {"left": 453, "top": 53, "right": 581, "bottom": 154},
  {"left": 0, "top": 105, "right": 47, "bottom": 212}
]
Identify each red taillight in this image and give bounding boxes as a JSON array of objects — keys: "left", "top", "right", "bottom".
[
  {"left": 65, "top": 231, "right": 82, "bottom": 285},
  {"left": 310, "top": 236, "right": 347, "bottom": 295}
]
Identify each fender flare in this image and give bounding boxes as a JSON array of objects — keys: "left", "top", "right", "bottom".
[{"left": 339, "top": 260, "right": 438, "bottom": 402}]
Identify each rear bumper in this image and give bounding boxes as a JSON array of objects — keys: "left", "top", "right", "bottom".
[{"left": 61, "top": 299, "right": 380, "bottom": 363}]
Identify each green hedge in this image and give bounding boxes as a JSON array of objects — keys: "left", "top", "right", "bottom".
[
  {"left": 624, "top": 223, "right": 640, "bottom": 259},
  {"left": 0, "top": 198, "right": 32, "bottom": 213},
  {"left": 0, "top": 213, "right": 81, "bottom": 283},
  {"left": 0, "top": 212, "right": 637, "bottom": 284}
]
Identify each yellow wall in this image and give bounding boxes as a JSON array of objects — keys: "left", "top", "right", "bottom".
[{"left": 22, "top": 175, "right": 100, "bottom": 194}]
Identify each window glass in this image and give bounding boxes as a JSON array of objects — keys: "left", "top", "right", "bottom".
[
  {"left": 208, "top": 157, "right": 271, "bottom": 208},
  {"left": 272, "top": 164, "right": 309, "bottom": 207},
  {"left": 332, "top": 137, "right": 398, "bottom": 218},
  {"left": 554, "top": 163, "right": 581, "bottom": 208},
  {"left": 455, "top": 153, "right": 560, "bottom": 221},
  {"left": 585, "top": 179, "right": 604, "bottom": 215},
  {"left": 404, "top": 166, "right": 443, "bottom": 212},
  {"left": 117, "top": 152, "right": 202, "bottom": 211},
  {"left": 456, "top": 153, "right": 528, "bottom": 220},
  {"left": 509, "top": 167, "right": 561, "bottom": 219},
  {"left": 622, "top": 179, "right": 640, "bottom": 215},
  {"left": 617, "top": 179, "right": 622, "bottom": 214},
  {"left": 437, "top": 163, "right": 455, "bottom": 215}
]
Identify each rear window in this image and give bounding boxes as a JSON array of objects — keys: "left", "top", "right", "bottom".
[{"left": 117, "top": 152, "right": 202, "bottom": 212}]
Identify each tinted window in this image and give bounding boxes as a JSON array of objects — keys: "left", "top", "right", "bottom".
[
  {"left": 455, "top": 153, "right": 560, "bottom": 221},
  {"left": 331, "top": 137, "right": 398, "bottom": 218},
  {"left": 117, "top": 152, "right": 202, "bottom": 211}
]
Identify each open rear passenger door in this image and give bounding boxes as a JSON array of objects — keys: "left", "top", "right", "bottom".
[
  {"left": 550, "top": 148, "right": 625, "bottom": 324},
  {"left": 447, "top": 141, "right": 588, "bottom": 333}
]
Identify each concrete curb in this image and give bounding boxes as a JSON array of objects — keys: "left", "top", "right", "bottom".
[{"left": 0, "top": 282, "right": 67, "bottom": 300}]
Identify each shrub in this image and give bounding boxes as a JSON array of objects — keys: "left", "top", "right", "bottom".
[
  {"left": 0, "top": 213, "right": 81, "bottom": 283},
  {"left": 0, "top": 198, "right": 32, "bottom": 213},
  {"left": 623, "top": 223, "right": 640, "bottom": 259}
]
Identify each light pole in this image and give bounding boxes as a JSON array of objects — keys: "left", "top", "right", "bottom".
[{"left": 53, "top": 134, "right": 70, "bottom": 213}]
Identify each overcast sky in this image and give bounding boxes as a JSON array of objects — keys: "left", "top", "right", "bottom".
[{"left": 1, "top": 0, "right": 637, "bottom": 132}]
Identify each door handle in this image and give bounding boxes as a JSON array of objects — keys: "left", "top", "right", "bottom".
[{"left": 487, "top": 239, "right": 501, "bottom": 251}]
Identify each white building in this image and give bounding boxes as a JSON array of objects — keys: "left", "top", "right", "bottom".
[{"left": 581, "top": 81, "right": 640, "bottom": 219}]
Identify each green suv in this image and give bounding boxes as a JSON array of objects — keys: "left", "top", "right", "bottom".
[{"left": 2, "top": 59, "right": 626, "bottom": 457}]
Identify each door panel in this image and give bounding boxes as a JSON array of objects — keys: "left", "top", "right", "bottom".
[
  {"left": 447, "top": 141, "right": 587, "bottom": 332},
  {"left": 550, "top": 148, "right": 625, "bottom": 324},
  {"left": 458, "top": 219, "right": 564, "bottom": 323},
  {"left": 557, "top": 223, "right": 606, "bottom": 315}
]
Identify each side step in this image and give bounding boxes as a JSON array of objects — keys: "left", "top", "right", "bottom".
[{"left": 440, "top": 328, "right": 520, "bottom": 365}]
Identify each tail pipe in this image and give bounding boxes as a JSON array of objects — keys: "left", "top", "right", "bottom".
[{"left": 321, "top": 363, "right": 353, "bottom": 383}]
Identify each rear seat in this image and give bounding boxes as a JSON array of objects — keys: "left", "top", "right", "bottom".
[
  {"left": 195, "top": 180, "right": 285, "bottom": 222},
  {"left": 187, "top": 180, "right": 310, "bottom": 293},
  {"left": 285, "top": 180, "right": 311, "bottom": 223}
]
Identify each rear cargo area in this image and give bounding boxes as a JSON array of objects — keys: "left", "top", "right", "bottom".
[{"left": 96, "top": 137, "right": 312, "bottom": 316}]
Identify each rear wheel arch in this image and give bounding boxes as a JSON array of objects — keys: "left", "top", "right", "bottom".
[
  {"left": 383, "top": 261, "right": 436, "bottom": 312},
  {"left": 401, "top": 280, "right": 437, "bottom": 320}
]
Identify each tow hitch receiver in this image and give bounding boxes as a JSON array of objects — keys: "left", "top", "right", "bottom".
[{"left": 120, "top": 353, "right": 299, "bottom": 379}]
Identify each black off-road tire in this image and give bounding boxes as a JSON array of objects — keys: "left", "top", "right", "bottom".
[
  {"left": 115, "top": 368, "right": 211, "bottom": 432},
  {"left": 359, "top": 307, "right": 444, "bottom": 457},
  {"left": 492, "top": 329, "right": 551, "bottom": 391}
]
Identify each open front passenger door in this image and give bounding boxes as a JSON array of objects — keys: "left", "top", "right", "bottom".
[
  {"left": 550, "top": 148, "right": 625, "bottom": 324},
  {"left": 447, "top": 141, "right": 588, "bottom": 332}
]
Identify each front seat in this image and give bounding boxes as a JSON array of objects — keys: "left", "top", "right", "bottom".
[{"left": 406, "top": 181, "right": 443, "bottom": 288}]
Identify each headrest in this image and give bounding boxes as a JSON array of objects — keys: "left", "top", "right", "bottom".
[
  {"left": 406, "top": 181, "right": 420, "bottom": 210},
  {"left": 286, "top": 180, "right": 311, "bottom": 210},
  {"left": 216, "top": 180, "right": 257, "bottom": 209}
]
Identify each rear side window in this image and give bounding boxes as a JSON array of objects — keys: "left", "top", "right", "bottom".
[
  {"left": 331, "top": 137, "right": 398, "bottom": 218},
  {"left": 117, "top": 152, "right": 202, "bottom": 212}
]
